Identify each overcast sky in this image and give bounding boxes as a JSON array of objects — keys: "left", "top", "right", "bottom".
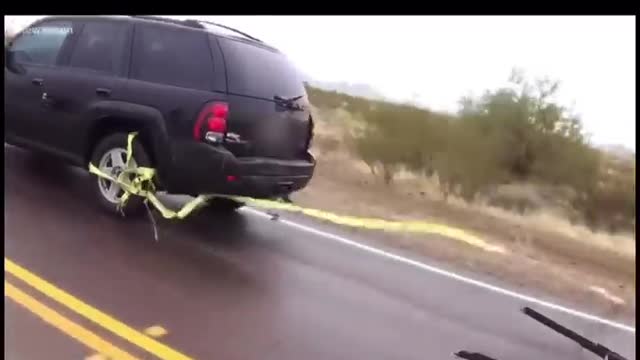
[{"left": 6, "top": 16, "right": 636, "bottom": 150}]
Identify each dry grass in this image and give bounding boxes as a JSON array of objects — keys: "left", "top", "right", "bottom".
[
  {"left": 294, "top": 109, "right": 636, "bottom": 317},
  {"left": 474, "top": 204, "right": 635, "bottom": 258},
  {"left": 309, "top": 106, "right": 635, "bottom": 259}
]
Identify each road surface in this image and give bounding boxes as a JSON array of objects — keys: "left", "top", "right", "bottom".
[{"left": 4, "top": 146, "right": 636, "bottom": 360}]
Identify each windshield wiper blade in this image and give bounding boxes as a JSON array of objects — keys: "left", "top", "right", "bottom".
[
  {"left": 454, "top": 351, "right": 499, "bottom": 360},
  {"left": 522, "top": 307, "right": 628, "bottom": 360},
  {"left": 454, "top": 307, "right": 629, "bottom": 360}
]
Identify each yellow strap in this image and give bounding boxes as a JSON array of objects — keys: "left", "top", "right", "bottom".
[
  {"left": 88, "top": 133, "right": 195, "bottom": 219},
  {"left": 87, "top": 133, "right": 503, "bottom": 253},
  {"left": 235, "top": 196, "right": 504, "bottom": 253},
  {"left": 125, "top": 132, "right": 137, "bottom": 168}
]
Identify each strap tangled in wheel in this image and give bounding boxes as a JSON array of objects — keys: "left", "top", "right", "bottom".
[
  {"left": 89, "top": 132, "right": 213, "bottom": 220},
  {"left": 88, "top": 132, "right": 504, "bottom": 253}
]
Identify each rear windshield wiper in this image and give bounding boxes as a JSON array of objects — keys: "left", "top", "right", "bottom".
[
  {"left": 273, "top": 95, "right": 304, "bottom": 111},
  {"left": 274, "top": 95, "right": 303, "bottom": 103}
]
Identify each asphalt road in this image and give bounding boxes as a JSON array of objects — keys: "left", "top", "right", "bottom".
[{"left": 4, "top": 145, "right": 636, "bottom": 360}]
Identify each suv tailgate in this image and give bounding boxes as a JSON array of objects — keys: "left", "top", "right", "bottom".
[{"left": 217, "top": 36, "right": 312, "bottom": 160}]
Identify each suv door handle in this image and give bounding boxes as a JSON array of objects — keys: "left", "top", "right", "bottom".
[
  {"left": 41, "top": 92, "right": 55, "bottom": 107},
  {"left": 32, "top": 78, "right": 44, "bottom": 86},
  {"left": 96, "top": 88, "right": 111, "bottom": 97}
]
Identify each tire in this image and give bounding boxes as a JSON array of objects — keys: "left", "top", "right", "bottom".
[
  {"left": 203, "top": 198, "right": 244, "bottom": 213},
  {"left": 90, "top": 132, "right": 152, "bottom": 217}
]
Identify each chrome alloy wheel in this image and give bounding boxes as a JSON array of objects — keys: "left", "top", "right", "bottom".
[{"left": 97, "top": 148, "right": 138, "bottom": 204}]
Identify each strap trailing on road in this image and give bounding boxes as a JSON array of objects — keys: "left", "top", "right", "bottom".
[{"left": 88, "top": 132, "right": 504, "bottom": 253}]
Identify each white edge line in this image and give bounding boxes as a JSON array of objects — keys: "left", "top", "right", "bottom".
[{"left": 242, "top": 207, "right": 636, "bottom": 334}]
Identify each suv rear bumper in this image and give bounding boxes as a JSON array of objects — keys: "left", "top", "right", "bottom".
[{"left": 165, "top": 141, "right": 315, "bottom": 198}]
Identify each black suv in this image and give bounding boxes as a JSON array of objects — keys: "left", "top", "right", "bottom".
[{"left": 5, "top": 16, "right": 315, "bottom": 214}]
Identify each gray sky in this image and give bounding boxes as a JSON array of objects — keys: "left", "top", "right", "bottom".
[{"left": 6, "top": 15, "right": 636, "bottom": 149}]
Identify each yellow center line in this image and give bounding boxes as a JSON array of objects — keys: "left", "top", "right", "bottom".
[
  {"left": 5, "top": 281, "right": 139, "bottom": 360},
  {"left": 5, "top": 258, "right": 193, "bottom": 360},
  {"left": 89, "top": 325, "right": 170, "bottom": 359}
]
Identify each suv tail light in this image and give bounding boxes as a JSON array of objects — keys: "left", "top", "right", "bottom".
[{"left": 193, "top": 102, "right": 229, "bottom": 142}]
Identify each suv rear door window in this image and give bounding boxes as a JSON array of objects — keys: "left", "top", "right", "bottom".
[
  {"left": 68, "top": 21, "right": 128, "bottom": 75},
  {"left": 218, "top": 37, "right": 305, "bottom": 100},
  {"left": 130, "top": 25, "right": 214, "bottom": 91},
  {"left": 9, "top": 20, "right": 73, "bottom": 66}
]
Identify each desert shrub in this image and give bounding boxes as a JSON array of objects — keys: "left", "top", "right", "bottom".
[
  {"left": 574, "top": 155, "right": 636, "bottom": 233},
  {"left": 304, "top": 72, "right": 634, "bottom": 234}
]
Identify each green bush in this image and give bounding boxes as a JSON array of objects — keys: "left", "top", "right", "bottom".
[{"left": 305, "top": 72, "right": 635, "bottom": 234}]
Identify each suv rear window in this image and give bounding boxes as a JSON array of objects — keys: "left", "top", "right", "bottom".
[{"left": 218, "top": 38, "right": 305, "bottom": 100}]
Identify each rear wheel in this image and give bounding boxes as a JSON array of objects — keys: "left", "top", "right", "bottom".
[{"left": 91, "top": 133, "right": 152, "bottom": 217}]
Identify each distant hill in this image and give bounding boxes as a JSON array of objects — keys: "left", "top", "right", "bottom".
[
  {"left": 599, "top": 144, "right": 635, "bottom": 162},
  {"left": 305, "top": 79, "right": 388, "bottom": 102}
]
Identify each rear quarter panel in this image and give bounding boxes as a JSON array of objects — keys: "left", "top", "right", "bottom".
[{"left": 119, "top": 79, "right": 226, "bottom": 141}]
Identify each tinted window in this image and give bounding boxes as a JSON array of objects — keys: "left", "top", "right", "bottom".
[
  {"left": 219, "top": 38, "right": 305, "bottom": 100},
  {"left": 131, "top": 25, "right": 214, "bottom": 91},
  {"left": 69, "top": 21, "right": 128, "bottom": 74},
  {"left": 9, "top": 20, "right": 73, "bottom": 66}
]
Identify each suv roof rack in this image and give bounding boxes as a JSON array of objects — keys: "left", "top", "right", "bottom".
[
  {"left": 195, "top": 20, "right": 263, "bottom": 43},
  {"left": 130, "top": 15, "right": 203, "bottom": 29},
  {"left": 129, "top": 16, "right": 262, "bottom": 43}
]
